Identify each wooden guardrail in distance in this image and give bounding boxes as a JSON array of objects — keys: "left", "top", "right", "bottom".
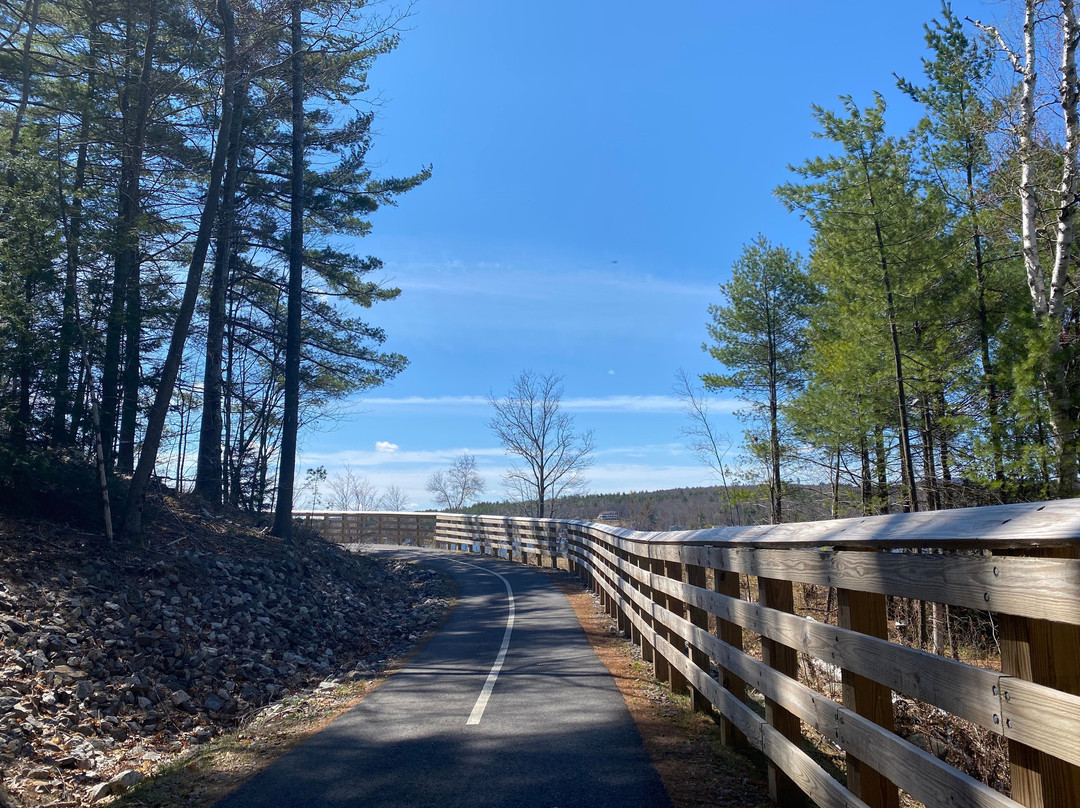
[
  {"left": 299, "top": 510, "right": 436, "bottom": 546},
  {"left": 300, "top": 500, "right": 1080, "bottom": 808}
]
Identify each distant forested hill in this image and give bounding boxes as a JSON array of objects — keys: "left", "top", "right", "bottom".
[{"left": 458, "top": 484, "right": 857, "bottom": 529}]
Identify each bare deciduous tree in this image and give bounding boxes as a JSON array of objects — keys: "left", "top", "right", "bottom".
[
  {"left": 426, "top": 453, "right": 486, "bottom": 510},
  {"left": 675, "top": 368, "right": 742, "bottom": 526},
  {"left": 325, "top": 464, "right": 382, "bottom": 511},
  {"left": 380, "top": 484, "right": 411, "bottom": 511},
  {"left": 488, "top": 371, "right": 593, "bottom": 518}
]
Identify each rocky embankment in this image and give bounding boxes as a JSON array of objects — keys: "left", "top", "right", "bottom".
[{"left": 0, "top": 512, "right": 450, "bottom": 807}]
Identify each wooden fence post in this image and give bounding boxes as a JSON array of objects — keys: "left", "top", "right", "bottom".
[
  {"left": 713, "top": 567, "right": 747, "bottom": 748},
  {"left": 758, "top": 576, "right": 802, "bottom": 805},
  {"left": 661, "top": 560, "right": 689, "bottom": 696},
  {"left": 837, "top": 587, "right": 900, "bottom": 808},
  {"left": 628, "top": 549, "right": 643, "bottom": 649},
  {"left": 614, "top": 544, "right": 632, "bottom": 637},
  {"left": 648, "top": 554, "right": 671, "bottom": 682},
  {"left": 634, "top": 547, "right": 655, "bottom": 665},
  {"left": 685, "top": 564, "right": 711, "bottom": 713},
  {"left": 999, "top": 547, "right": 1080, "bottom": 808}
]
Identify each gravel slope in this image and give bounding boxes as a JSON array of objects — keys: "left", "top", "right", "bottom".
[{"left": 0, "top": 509, "right": 450, "bottom": 807}]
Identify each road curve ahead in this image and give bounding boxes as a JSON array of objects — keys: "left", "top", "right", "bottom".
[{"left": 215, "top": 547, "right": 673, "bottom": 808}]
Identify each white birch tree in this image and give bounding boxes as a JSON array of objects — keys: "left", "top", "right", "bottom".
[{"left": 974, "top": 0, "right": 1080, "bottom": 493}]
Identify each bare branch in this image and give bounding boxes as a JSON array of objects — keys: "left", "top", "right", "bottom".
[{"left": 488, "top": 371, "right": 593, "bottom": 518}]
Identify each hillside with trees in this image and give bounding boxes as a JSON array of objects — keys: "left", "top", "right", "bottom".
[{"left": 460, "top": 483, "right": 854, "bottom": 530}]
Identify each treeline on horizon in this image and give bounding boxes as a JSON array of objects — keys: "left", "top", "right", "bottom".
[
  {"left": 459, "top": 485, "right": 844, "bottom": 530},
  {"left": 0, "top": 0, "right": 426, "bottom": 531}
]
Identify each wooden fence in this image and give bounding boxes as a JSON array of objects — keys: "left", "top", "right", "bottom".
[
  {"left": 299, "top": 510, "right": 436, "bottom": 546},
  {"left": 300, "top": 500, "right": 1080, "bottom": 808}
]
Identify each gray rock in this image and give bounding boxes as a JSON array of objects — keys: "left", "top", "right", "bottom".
[
  {"left": 109, "top": 768, "right": 144, "bottom": 790},
  {"left": 88, "top": 782, "right": 113, "bottom": 803}
]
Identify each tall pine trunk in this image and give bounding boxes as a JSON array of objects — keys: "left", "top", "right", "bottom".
[
  {"left": 860, "top": 433, "right": 873, "bottom": 516},
  {"left": 117, "top": 260, "right": 142, "bottom": 472},
  {"left": 194, "top": 82, "right": 246, "bottom": 503},
  {"left": 271, "top": 0, "right": 305, "bottom": 541},
  {"left": 53, "top": 49, "right": 97, "bottom": 445},
  {"left": 101, "top": 1, "right": 158, "bottom": 472},
  {"left": 865, "top": 178, "right": 918, "bottom": 513},
  {"left": 937, "top": 391, "right": 953, "bottom": 508},
  {"left": 874, "top": 426, "right": 889, "bottom": 514},
  {"left": 965, "top": 139, "right": 1005, "bottom": 485},
  {"left": 122, "top": 0, "right": 237, "bottom": 536},
  {"left": 768, "top": 326, "right": 782, "bottom": 524}
]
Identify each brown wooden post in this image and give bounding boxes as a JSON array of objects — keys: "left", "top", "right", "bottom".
[
  {"left": 999, "top": 547, "right": 1080, "bottom": 808},
  {"left": 662, "top": 560, "right": 689, "bottom": 695},
  {"left": 614, "top": 544, "right": 632, "bottom": 637},
  {"left": 635, "top": 548, "right": 655, "bottom": 664},
  {"left": 607, "top": 543, "right": 621, "bottom": 622},
  {"left": 685, "top": 563, "right": 711, "bottom": 712},
  {"left": 837, "top": 587, "right": 900, "bottom": 808},
  {"left": 649, "top": 555, "right": 670, "bottom": 681},
  {"left": 713, "top": 567, "right": 747, "bottom": 747},
  {"left": 758, "top": 576, "right": 802, "bottom": 805}
]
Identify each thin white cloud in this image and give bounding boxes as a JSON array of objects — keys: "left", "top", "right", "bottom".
[
  {"left": 562, "top": 395, "right": 685, "bottom": 413},
  {"left": 352, "top": 393, "right": 738, "bottom": 415},
  {"left": 390, "top": 261, "right": 713, "bottom": 301},
  {"left": 563, "top": 395, "right": 738, "bottom": 414},
  {"left": 592, "top": 442, "right": 687, "bottom": 458},
  {"left": 304, "top": 446, "right": 506, "bottom": 467},
  {"left": 375, "top": 441, "right": 399, "bottom": 453},
  {"left": 356, "top": 395, "right": 488, "bottom": 408}
]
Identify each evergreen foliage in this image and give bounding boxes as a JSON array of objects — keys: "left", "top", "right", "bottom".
[
  {"left": 0, "top": 0, "right": 425, "bottom": 534},
  {"left": 704, "top": 2, "right": 1080, "bottom": 517}
]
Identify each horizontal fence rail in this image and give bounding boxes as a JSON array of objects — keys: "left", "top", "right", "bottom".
[{"left": 299, "top": 500, "right": 1080, "bottom": 808}]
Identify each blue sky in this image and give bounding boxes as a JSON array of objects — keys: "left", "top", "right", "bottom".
[{"left": 297, "top": 0, "right": 998, "bottom": 510}]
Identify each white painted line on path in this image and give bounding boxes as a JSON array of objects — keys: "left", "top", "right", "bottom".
[{"left": 452, "top": 560, "right": 515, "bottom": 726}]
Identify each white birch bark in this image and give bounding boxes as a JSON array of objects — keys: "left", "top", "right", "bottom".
[
  {"left": 975, "top": 1, "right": 1080, "bottom": 492},
  {"left": 1051, "top": 0, "right": 1080, "bottom": 321},
  {"left": 973, "top": 3, "right": 1048, "bottom": 315},
  {"left": 1020, "top": 0, "right": 1049, "bottom": 315}
]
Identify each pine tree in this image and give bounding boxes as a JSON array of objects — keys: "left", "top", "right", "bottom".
[
  {"left": 777, "top": 96, "right": 948, "bottom": 512},
  {"left": 702, "top": 235, "right": 817, "bottom": 524}
]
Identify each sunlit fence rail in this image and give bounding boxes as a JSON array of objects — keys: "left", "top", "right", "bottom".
[{"left": 299, "top": 501, "right": 1080, "bottom": 808}]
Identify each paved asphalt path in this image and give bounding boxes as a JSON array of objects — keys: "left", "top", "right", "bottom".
[{"left": 215, "top": 547, "right": 673, "bottom": 808}]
